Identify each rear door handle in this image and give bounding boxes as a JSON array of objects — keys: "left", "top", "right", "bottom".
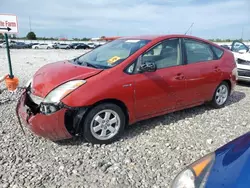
[
  {"left": 214, "top": 66, "right": 221, "bottom": 72},
  {"left": 175, "top": 73, "right": 185, "bottom": 80}
]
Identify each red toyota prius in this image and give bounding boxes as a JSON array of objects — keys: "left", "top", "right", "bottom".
[{"left": 17, "top": 35, "right": 237, "bottom": 144}]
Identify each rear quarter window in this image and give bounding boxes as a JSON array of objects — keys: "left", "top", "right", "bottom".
[{"left": 211, "top": 46, "right": 224, "bottom": 59}]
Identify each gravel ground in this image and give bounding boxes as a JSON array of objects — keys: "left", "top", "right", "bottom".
[{"left": 0, "top": 49, "right": 249, "bottom": 188}]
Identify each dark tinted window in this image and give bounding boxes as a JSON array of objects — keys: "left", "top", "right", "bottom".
[
  {"left": 184, "top": 39, "right": 214, "bottom": 64},
  {"left": 142, "top": 38, "right": 181, "bottom": 69},
  {"left": 212, "top": 46, "right": 224, "bottom": 59}
]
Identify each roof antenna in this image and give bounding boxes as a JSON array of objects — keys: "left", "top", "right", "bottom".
[{"left": 184, "top": 22, "right": 194, "bottom": 35}]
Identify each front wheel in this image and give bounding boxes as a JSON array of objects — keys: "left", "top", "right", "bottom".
[
  {"left": 210, "top": 81, "right": 230, "bottom": 108},
  {"left": 83, "top": 103, "right": 125, "bottom": 144}
]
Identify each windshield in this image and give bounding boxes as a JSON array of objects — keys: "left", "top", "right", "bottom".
[{"left": 75, "top": 39, "right": 151, "bottom": 69}]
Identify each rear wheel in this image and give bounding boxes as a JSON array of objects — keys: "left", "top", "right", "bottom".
[
  {"left": 210, "top": 81, "right": 230, "bottom": 108},
  {"left": 83, "top": 103, "right": 125, "bottom": 144}
]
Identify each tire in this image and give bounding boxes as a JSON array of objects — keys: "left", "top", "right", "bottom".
[
  {"left": 83, "top": 103, "right": 125, "bottom": 144},
  {"left": 210, "top": 81, "right": 230, "bottom": 108},
  {"left": 35, "top": 47, "right": 38, "bottom": 49}
]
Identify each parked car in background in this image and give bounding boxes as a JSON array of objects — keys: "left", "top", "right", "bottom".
[
  {"left": 171, "top": 132, "right": 250, "bottom": 188},
  {"left": 30, "top": 43, "right": 39, "bottom": 46},
  {"left": 230, "top": 40, "right": 250, "bottom": 82},
  {"left": 32, "top": 43, "right": 50, "bottom": 49},
  {"left": 68, "top": 43, "right": 81, "bottom": 49},
  {"left": 0, "top": 42, "right": 6, "bottom": 48},
  {"left": 48, "top": 43, "right": 57, "bottom": 49},
  {"left": 11, "top": 42, "right": 31, "bottom": 49},
  {"left": 220, "top": 45, "right": 231, "bottom": 50},
  {"left": 87, "top": 42, "right": 96, "bottom": 49},
  {"left": 18, "top": 35, "right": 237, "bottom": 144},
  {"left": 75, "top": 43, "right": 91, "bottom": 49},
  {"left": 56, "top": 43, "right": 71, "bottom": 49},
  {"left": 0, "top": 41, "right": 16, "bottom": 48}
]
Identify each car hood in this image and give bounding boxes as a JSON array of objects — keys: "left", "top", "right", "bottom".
[
  {"left": 205, "top": 132, "right": 250, "bottom": 188},
  {"left": 31, "top": 60, "right": 103, "bottom": 97},
  {"left": 233, "top": 51, "right": 250, "bottom": 61}
]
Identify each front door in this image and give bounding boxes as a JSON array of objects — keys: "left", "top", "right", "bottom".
[
  {"left": 134, "top": 38, "right": 188, "bottom": 118},
  {"left": 231, "top": 40, "right": 249, "bottom": 54}
]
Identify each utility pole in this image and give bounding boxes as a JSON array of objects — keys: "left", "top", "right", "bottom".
[{"left": 4, "top": 32, "right": 14, "bottom": 78}]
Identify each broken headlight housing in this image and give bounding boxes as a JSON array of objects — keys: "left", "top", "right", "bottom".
[{"left": 40, "top": 80, "right": 86, "bottom": 115}]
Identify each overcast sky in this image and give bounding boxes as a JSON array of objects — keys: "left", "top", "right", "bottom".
[{"left": 1, "top": 0, "right": 250, "bottom": 39}]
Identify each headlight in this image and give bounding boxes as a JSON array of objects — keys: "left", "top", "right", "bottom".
[
  {"left": 171, "top": 153, "right": 215, "bottom": 188},
  {"left": 39, "top": 80, "right": 86, "bottom": 115},
  {"left": 43, "top": 80, "right": 86, "bottom": 103}
]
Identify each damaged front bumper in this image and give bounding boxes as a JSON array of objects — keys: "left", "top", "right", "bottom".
[{"left": 16, "top": 89, "right": 88, "bottom": 141}]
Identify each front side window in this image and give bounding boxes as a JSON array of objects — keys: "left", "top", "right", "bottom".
[
  {"left": 142, "top": 38, "right": 181, "bottom": 69},
  {"left": 184, "top": 39, "right": 214, "bottom": 64},
  {"left": 75, "top": 39, "right": 151, "bottom": 69}
]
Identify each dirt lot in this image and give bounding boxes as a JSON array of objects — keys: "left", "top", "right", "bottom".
[{"left": 0, "top": 49, "right": 249, "bottom": 188}]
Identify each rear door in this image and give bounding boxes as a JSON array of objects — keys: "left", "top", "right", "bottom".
[
  {"left": 181, "top": 38, "right": 223, "bottom": 103},
  {"left": 132, "top": 38, "right": 188, "bottom": 118}
]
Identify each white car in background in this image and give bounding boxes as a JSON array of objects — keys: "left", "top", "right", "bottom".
[
  {"left": 87, "top": 42, "right": 97, "bottom": 49},
  {"left": 230, "top": 40, "right": 250, "bottom": 82},
  {"left": 0, "top": 42, "right": 6, "bottom": 48},
  {"left": 32, "top": 43, "right": 54, "bottom": 49},
  {"left": 0, "top": 41, "right": 16, "bottom": 48}
]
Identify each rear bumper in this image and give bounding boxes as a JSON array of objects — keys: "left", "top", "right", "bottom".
[{"left": 17, "top": 91, "right": 73, "bottom": 141}]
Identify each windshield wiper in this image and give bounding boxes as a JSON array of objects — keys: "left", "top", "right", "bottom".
[
  {"left": 84, "top": 62, "right": 99, "bottom": 69},
  {"left": 73, "top": 58, "right": 98, "bottom": 68},
  {"left": 72, "top": 58, "right": 106, "bottom": 69}
]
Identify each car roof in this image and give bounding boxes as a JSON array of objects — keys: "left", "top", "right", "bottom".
[
  {"left": 118, "top": 34, "right": 223, "bottom": 49},
  {"left": 119, "top": 34, "right": 213, "bottom": 43}
]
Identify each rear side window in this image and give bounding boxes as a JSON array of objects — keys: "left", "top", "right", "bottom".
[
  {"left": 211, "top": 46, "right": 224, "bottom": 59},
  {"left": 184, "top": 39, "right": 214, "bottom": 64}
]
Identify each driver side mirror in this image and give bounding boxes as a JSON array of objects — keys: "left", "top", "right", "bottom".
[{"left": 138, "top": 61, "right": 157, "bottom": 73}]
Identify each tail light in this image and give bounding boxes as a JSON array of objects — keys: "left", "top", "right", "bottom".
[{"left": 232, "top": 67, "right": 238, "bottom": 80}]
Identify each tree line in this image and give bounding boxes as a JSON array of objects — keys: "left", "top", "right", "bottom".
[
  {"left": 0, "top": 32, "right": 91, "bottom": 41},
  {"left": 0, "top": 32, "right": 249, "bottom": 42}
]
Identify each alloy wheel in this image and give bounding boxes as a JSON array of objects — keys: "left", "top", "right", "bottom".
[
  {"left": 90, "top": 110, "right": 121, "bottom": 141},
  {"left": 215, "top": 85, "right": 228, "bottom": 105}
]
